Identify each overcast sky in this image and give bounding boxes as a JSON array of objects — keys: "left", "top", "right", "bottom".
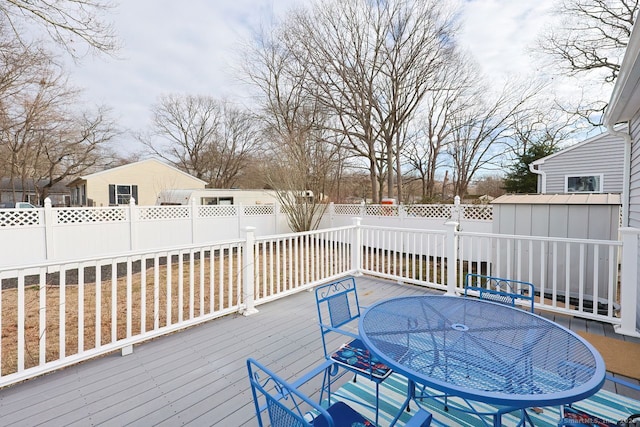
[{"left": 64, "top": 0, "right": 561, "bottom": 155}]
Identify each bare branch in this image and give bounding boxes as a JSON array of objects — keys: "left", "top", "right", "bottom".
[{"left": 1, "top": 0, "right": 119, "bottom": 59}]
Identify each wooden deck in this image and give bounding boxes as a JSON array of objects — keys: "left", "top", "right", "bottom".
[{"left": 0, "top": 276, "right": 638, "bottom": 426}]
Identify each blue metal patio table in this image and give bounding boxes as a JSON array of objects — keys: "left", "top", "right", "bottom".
[{"left": 358, "top": 295, "right": 606, "bottom": 426}]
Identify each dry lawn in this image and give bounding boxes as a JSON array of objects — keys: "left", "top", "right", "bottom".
[{"left": 1, "top": 254, "right": 241, "bottom": 376}]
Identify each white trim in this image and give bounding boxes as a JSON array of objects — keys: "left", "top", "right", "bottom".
[
  {"left": 605, "top": 19, "right": 640, "bottom": 124},
  {"left": 113, "top": 183, "right": 135, "bottom": 205},
  {"left": 529, "top": 163, "right": 546, "bottom": 193},
  {"left": 564, "top": 173, "right": 604, "bottom": 193}
]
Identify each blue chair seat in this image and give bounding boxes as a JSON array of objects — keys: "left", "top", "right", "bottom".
[
  {"left": 331, "top": 339, "right": 392, "bottom": 381},
  {"left": 312, "top": 401, "right": 372, "bottom": 427}
]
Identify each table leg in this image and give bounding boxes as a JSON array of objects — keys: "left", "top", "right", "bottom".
[{"left": 389, "top": 378, "right": 415, "bottom": 427}]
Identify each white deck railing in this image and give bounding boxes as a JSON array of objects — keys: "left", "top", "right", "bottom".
[
  {"left": 0, "top": 239, "right": 246, "bottom": 388},
  {"left": 0, "top": 220, "right": 637, "bottom": 388}
]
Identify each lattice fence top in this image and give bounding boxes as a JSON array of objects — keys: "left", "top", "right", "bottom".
[
  {"left": 334, "top": 204, "right": 362, "bottom": 215},
  {"left": 463, "top": 205, "right": 493, "bottom": 221},
  {"left": 56, "top": 207, "right": 127, "bottom": 224},
  {"left": 244, "top": 205, "right": 274, "bottom": 216},
  {"left": 0, "top": 210, "right": 41, "bottom": 227},
  {"left": 199, "top": 205, "right": 237, "bottom": 217},
  {"left": 139, "top": 206, "right": 190, "bottom": 220},
  {"left": 405, "top": 204, "right": 452, "bottom": 218},
  {"left": 365, "top": 205, "right": 399, "bottom": 216}
]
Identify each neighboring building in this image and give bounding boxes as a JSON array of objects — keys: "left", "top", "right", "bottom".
[
  {"left": 157, "top": 188, "right": 279, "bottom": 206},
  {"left": 0, "top": 178, "right": 70, "bottom": 207},
  {"left": 530, "top": 131, "right": 624, "bottom": 194},
  {"left": 67, "top": 159, "right": 207, "bottom": 206}
]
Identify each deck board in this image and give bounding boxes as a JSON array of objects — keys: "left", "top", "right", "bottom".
[{"left": 0, "top": 276, "right": 636, "bottom": 426}]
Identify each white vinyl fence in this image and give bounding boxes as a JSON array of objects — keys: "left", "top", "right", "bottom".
[
  {"left": 0, "top": 220, "right": 637, "bottom": 389},
  {"left": 0, "top": 198, "right": 291, "bottom": 267},
  {"left": 0, "top": 199, "right": 492, "bottom": 267}
]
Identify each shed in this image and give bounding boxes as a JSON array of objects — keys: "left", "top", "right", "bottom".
[
  {"left": 492, "top": 193, "right": 621, "bottom": 239},
  {"left": 490, "top": 193, "right": 621, "bottom": 310}
]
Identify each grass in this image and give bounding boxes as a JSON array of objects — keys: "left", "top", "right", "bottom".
[{"left": 1, "top": 254, "right": 241, "bottom": 376}]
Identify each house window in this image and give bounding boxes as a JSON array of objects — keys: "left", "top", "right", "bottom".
[
  {"left": 565, "top": 175, "right": 603, "bottom": 193},
  {"left": 109, "top": 184, "right": 139, "bottom": 205},
  {"left": 200, "top": 196, "right": 234, "bottom": 205}
]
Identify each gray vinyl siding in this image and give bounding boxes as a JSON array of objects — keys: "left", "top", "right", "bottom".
[
  {"left": 630, "top": 117, "right": 640, "bottom": 229},
  {"left": 538, "top": 132, "right": 624, "bottom": 194},
  {"left": 628, "top": 115, "right": 640, "bottom": 333}
]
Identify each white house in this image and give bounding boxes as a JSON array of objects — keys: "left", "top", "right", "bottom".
[
  {"left": 530, "top": 131, "right": 624, "bottom": 194},
  {"left": 603, "top": 20, "right": 640, "bottom": 336}
]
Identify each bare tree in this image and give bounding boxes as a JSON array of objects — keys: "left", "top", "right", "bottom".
[
  {"left": 447, "top": 80, "right": 543, "bottom": 198},
  {"left": 0, "top": 0, "right": 118, "bottom": 58},
  {"left": 245, "top": 28, "right": 340, "bottom": 231},
  {"left": 0, "top": 32, "right": 118, "bottom": 204},
  {"left": 373, "top": 0, "right": 458, "bottom": 203},
  {"left": 537, "top": 0, "right": 639, "bottom": 83},
  {"left": 473, "top": 175, "right": 506, "bottom": 199},
  {"left": 0, "top": 53, "right": 72, "bottom": 201},
  {"left": 503, "top": 105, "right": 583, "bottom": 162},
  {"left": 266, "top": 0, "right": 457, "bottom": 203},
  {"left": 204, "top": 102, "right": 262, "bottom": 188},
  {"left": 404, "top": 53, "right": 476, "bottom": 201},
  {"left": 143, "top": 94, "right": 261, "bottom": 187},
  {"left": 35, "top": 107, "right": 119, "bottom": 201}
]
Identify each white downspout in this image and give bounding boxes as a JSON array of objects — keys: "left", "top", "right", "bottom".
[
  {"left": 604, "top": 123, "right": 632, "bottom": 228},
  {"left": 529, "top": 163, "right": 546, "bottom": 193}
]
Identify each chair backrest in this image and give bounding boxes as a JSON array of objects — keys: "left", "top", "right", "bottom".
[
  {"left": 464, "top": 273, "right": 535, "bottom": 312},
  {"left": 315, "top": 277, "right": 361, "bottom": 356},
  {"left": 247, "top": 358, "right": 333, "bottom": 427}
]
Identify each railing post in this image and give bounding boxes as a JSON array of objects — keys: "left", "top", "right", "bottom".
[
  {"left": 129, "top": 197, "right": 137, "bottom": 251},
  {"left": 241, "top": 226, "right": 259, "bottom": 316},
  {"left": 351, "top": 217, "right": 363, "bottom": 276},
  {"left": 617, "top": 227, "right": 640, "bottom": 336},
  {"left": 43, "top": 197, "right": 54, "bottom": 261},
  {"left": 445, "top": 221, "right": 459, "bottom": 296},
  {"left": 452, "top": 195, "right": 462, "bottom": 225}
]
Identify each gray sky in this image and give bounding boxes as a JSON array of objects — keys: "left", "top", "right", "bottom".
[{"left": 65, "top": 0, "right": 563, "bottom": 155}]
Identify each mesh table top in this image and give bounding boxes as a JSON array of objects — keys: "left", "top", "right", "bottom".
[{"left": 359, "top": 295, "right": 606, "bottom": 408}]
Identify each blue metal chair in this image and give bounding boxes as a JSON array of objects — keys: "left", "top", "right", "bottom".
[
  {"left": 464, "top": 273, "right": 536, "bottom": 312},
  {"left": 247, "top": 357, "right": 433, "bottom": 427},
  {"left": 315, "top": 277, "right": 392, "bottom": 425}
]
